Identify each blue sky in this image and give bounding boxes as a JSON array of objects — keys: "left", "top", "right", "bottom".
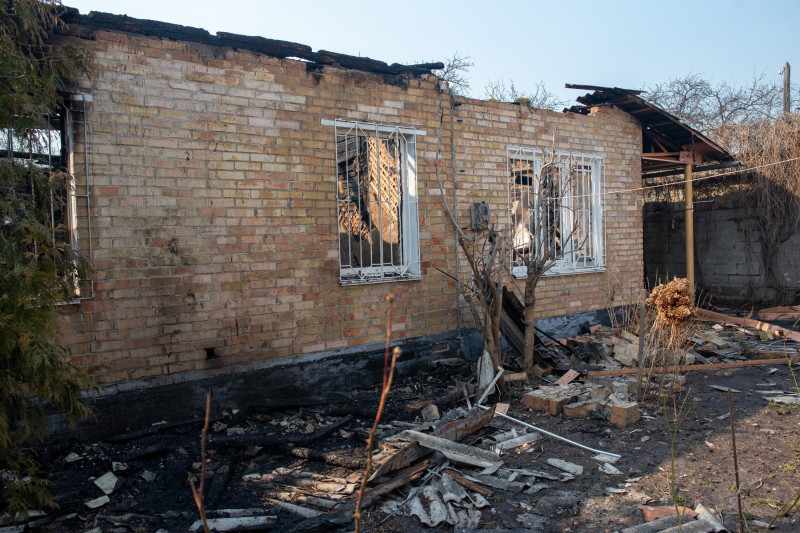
[{"left": 64, "top": 0, "right": 798, "bottom": 105}]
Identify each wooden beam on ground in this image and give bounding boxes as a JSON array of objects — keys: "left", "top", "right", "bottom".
[
  {"left": 587, "top": 358, "right": 790, "bottom": 378},
  {"left": 368, "top": 406, "right": 495, "bottom": 481},
  {"left": 696, "top": 308, "right": 800, "bottom": 343}
]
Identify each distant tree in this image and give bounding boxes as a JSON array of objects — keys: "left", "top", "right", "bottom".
[
  {"left": 646, "top": 72, "right": 785, "bottom": 134},
  {"left": 0, "top": 0, "right": 94, "bottom": 517},
  {"left": 484, "top": 79, "right": 568, "bottom": 111},
  {"left": 435, "top": 52, "right": 474, "bottom": 97}
]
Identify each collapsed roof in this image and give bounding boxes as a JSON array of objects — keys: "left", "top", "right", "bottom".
[
  {"left": 58, "top": 8, "right": 443, "bottom": 79},
  {"left": 565, "top": 84, "right": 735, "bottom": 177}
]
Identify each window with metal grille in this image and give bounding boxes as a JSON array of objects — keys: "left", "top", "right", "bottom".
[
  {"left": 328, "top": 120, "right": 421, "bottom": 285},
  {"left": 507, "top": 146, "right": 604, "bottom": 277},
  {"left": 2, "top": 107, "right": 85, "bottom": 298}
]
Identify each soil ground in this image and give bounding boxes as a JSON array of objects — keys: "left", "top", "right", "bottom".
[{"left": 10, "top": 337, "right": 800, "bottom": 532}]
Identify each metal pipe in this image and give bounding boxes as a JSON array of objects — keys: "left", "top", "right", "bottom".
[
  {"left": 476, "top": 403, "right": 621, "bottom": 458},
  {"left": 684, "top": 163, "right": 694, "bottom": 294}
]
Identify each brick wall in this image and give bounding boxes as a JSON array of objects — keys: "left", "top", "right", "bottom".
[
  {"left": 449, "top": 99, "right": 643, "bottom": 317},
  {"left": 54, "top": 28, "right": 643, "bottom": 388}
]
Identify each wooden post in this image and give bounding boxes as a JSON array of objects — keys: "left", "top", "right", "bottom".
[
  {"left": 684, "top": 163, "right": 694, "bottom": 296},
  {"left": 784, "top": 62, "right": 791, "bottom": 115}
]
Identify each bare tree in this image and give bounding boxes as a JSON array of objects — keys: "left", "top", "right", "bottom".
[
  {"left": 646, "top": 72, "right": 784, "bottom": 134},
  {"left": 509, "top": 148, "right": 583, "bottom": 377},
  {"left": 484, "top": 79, "right": 568, "bottom": 111},
  {"left": 435, "top": 52, "right": 474, "bottom": 96}
]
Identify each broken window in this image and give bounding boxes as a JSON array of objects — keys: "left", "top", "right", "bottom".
[
  {"left": 2, "top": 108, "right": 84, "bottom": 298},
  {"left": 507, "top": 146, "right": 604, "bottom": 277},
  {"left": 332, "top": 120, "right": 420, "bottom": 284}
]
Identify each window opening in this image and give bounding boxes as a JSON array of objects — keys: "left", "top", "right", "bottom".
[
  {"left": 508, "top": 146, "right": 604, "bottom": 277},
  {"left": 332, "top": 120, "right": 421, "bottom": 284}
]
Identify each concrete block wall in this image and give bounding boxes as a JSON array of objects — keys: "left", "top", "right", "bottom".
[
  {"left": 53, "top": 27, "right": 644, "bottom": 389},
  {"left": 644, "top": 197, "right": 800, "bottom": 304}
]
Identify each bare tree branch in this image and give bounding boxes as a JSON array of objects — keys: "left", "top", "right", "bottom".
[
  {"left": 484, "top": 79, "right": 568, "bottom": 111},
  {"left": 435, "top": 52, "right": 474, "bottom": 97}
]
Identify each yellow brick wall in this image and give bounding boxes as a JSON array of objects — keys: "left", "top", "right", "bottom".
[{"left": 54, "top": 29, "right": 642, "bottom": 386}]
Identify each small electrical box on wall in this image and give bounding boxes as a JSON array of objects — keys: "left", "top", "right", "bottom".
[{"left": 470, "top": 202, "right": 489, "bottom": 231}]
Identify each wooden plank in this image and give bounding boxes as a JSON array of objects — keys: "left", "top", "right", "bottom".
[
  {"left": 368, "top": 406, "right": 495, "bottom": 482},
  {"left": 500, "top": 310, "right": 525, "bottom": 355},
  {"left": 555, "top": 369, "right": 580, "bottom": 385},
  {"left": 695, "top": 308, "right": 800, "bottom": 343},
  {"left": 587, "top": 358, "right": 789, "bottom": 378}
]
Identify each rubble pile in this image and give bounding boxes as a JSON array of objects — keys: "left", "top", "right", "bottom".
[{"left": 4, "top": 307, "right": 800, "bottom": 532}]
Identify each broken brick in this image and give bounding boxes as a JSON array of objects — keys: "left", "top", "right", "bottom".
[
  {"left": 563, "top": 399, "right": 598, "bottom": 418},
  {"left": 610, "top": 401, "right": 640, "bottom": 427},
  {"left": 523, "top": 386, "right": 580, "bottom": 416}
]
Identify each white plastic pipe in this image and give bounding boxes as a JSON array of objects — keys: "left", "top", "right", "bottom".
[{"left": 477, "top": 404, "right": 621, "bottom": 459}]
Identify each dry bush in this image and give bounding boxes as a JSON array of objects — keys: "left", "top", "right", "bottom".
[
  {"left": 646, "top": 277, "right": 696, "bottom": 326},
  {"left": 637, "top": 278, "right": 698, "bottom": 398}
]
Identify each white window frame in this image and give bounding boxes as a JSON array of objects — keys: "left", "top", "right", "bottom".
[
  {"left": 324, "top": 119, "right": 422, "bottom": 285},
  {"left": 507, "top": 146, "right": 605, "bottom": 278}
]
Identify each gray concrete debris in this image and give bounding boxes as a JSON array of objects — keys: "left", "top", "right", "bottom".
[
  {"left": 454, "top": 508, "right": 481, "bottom": 529},
  {"left": 599, "top": 462, "right": 623, "bottom": 475},
  {"left": 524, "top": 482, "right": 552, "bottom": 495},
  {"left": 84, "top": 495, "right": 110, "bottom": 509},
  {"left": 141, "top": 470, "right": 156, "bottom": 482},
  {"left": 546, "top": 458, "right": 583, "bottom": 476},
  {"left": 437, "top": 473, "right": 467, "bottom": 503},
  {"left": 492, "top": 432, "right": 542, "bottom": 453},
  {"left": 93, "top": 471, "right": 118, "bottom": 495},
  {"left": 406, "top": 485, "right": 448, "bottom": 527}
]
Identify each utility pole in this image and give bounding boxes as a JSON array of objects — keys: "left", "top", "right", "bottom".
[{"left": 783, "top": 62, "right": 791, "bottom": 115}]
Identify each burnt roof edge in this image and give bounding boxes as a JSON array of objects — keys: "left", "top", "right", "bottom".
[
  {"left": 564, "top": 83, "right": 733, "bottom": 163},
  {"left": 57, "top": 7, "right": 442, "bottom": 78}
]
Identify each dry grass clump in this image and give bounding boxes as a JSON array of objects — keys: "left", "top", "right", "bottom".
[{"left": 646, "top": 278, "right": 696, "bottom": 325}]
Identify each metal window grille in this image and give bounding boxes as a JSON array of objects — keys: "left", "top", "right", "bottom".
[
  {"left": 2, "top": 103, "right": 92, "bottom": 299},
  {"left": 333, "top": 120, "right": 420, "bottom": 285},
  {"left": 507, "top": 146, "right": 604, "bottom": 277}
]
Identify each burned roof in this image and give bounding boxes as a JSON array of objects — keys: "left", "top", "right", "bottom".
[
  {"left": 565, "top": 84, "right": 735, "bottom": 175},
  {"left": 58, "top": 8, "right": 443, "bottom": 79}
]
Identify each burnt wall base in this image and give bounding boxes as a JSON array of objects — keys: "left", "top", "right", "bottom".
[{"left": 51, "top": 331, "right": 468, "bottom": 442}]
